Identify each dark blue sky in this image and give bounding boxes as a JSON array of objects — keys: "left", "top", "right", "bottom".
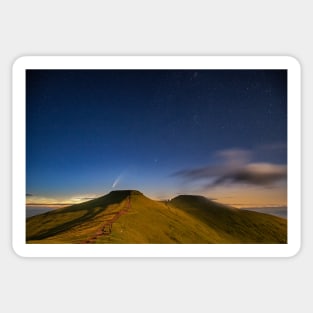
[{"left": 26, "top": 69, "right": 287, "bottom": 203}]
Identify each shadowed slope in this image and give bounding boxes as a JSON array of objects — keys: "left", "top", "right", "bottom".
[{"left": 26, "top": 190, "right": 135, "bottom": 241}]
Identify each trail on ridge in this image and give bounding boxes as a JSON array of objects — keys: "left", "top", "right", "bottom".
[{"left": 81, "top": 196, "right": 131, "bottom": 244}]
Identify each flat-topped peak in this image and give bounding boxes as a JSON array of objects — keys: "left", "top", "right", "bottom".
[
  {"left": 171, "top": 194, "right": 211, "bottom": 202},
  {"left": 107, "top": 190, "right": 143, "bottom": 196}
]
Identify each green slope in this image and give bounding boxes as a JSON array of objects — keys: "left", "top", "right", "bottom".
[
  {"left": 170, "top": 195, "right": 287, "bottom": 243},
  {"left": 26, "top": 190, "right": 132, "bottom": 243},
  {"left": 26, "top": 190, "right": 287, "bottom": 244}
]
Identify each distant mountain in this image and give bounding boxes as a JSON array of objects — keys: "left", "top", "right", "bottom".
[{"left": 26, "top": 190, "right": 287, "bottom": 244}]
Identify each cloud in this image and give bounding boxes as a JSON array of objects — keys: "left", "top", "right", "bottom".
[
  {"left": 67, "top": 195, "right": 98, "bottom": 203},
  {"left": 69, "top": 197, "right": 96, "bottom": 202},
  {"left": 26, "top": 194, "right": 98, "bottom": 205},
  {"left": 173, "top": 147, "right": 287, "bottom": 188},
  {"left": 174, "top": 164, "right": 227, "bottom": 180},
  {"left": 173, "top": 149, "right": 252, "bottom": 180},
  {"left": 215, "top": 148, "right": 252, "bottom": 166},
  {"left": 211, "top": 163, "right": 287, "bottom": 186},
  {"left": 26, "top": 193, "right": 33, "bottom": 197}
]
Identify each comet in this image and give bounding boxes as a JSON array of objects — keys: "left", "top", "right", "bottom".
[{"left": 112, "top": 174, "right": 123, "bottom": 188}]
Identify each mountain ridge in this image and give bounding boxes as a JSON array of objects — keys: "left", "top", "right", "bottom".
[{"left": 26, "top": 190, "right": 287, "bottom": 244}]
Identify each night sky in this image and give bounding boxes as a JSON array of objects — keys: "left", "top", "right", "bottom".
[{"left": 26, "top": 70, "right": 287, "bottom": 207}]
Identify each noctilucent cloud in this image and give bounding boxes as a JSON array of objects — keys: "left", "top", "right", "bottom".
[{"left": 26, "top": 70, "right": 287, "bottom": 207}]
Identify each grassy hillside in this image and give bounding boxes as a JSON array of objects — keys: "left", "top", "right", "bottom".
[
  {"left": 26, "top": 190, "right": 132, "bottom": 243},
  {"left": 170, "top": 195, "right": 287, "bottom": 243},
  {"left": 26, "top": 190, "right": 287, "bottom": 244}
]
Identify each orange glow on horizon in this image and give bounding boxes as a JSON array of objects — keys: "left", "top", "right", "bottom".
[{"left": 26, "top": 186, "right": 287, "bottom": 209}]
